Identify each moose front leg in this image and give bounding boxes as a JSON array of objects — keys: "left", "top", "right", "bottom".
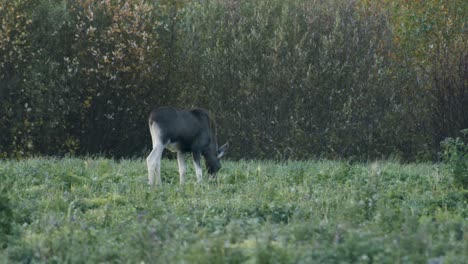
[
  {"left": 177, "top": 151, "right": 186, "bottom": 185},
  {"left": 192, "top": 152, "right": 203, "bottom": 183}
]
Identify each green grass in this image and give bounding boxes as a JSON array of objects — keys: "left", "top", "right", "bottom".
[{"left": 0, "top": 158, "right": 466, "bottom": 263}]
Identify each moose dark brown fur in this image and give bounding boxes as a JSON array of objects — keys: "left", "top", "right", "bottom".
[{"left": 146, "top": 106, "right": 228, "bottom": 186}]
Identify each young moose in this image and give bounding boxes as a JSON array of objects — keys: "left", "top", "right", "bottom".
[{"left": 147, "top": 107, "right": 228, "bottom": 186}]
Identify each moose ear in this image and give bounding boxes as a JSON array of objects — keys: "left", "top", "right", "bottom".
[{"left": 217, "top": 142, "right": 229, "bottom": 159}]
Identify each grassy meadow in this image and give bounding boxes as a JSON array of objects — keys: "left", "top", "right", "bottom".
[{"left": 0, "top": 158, "right": 466, "bottom": 263}]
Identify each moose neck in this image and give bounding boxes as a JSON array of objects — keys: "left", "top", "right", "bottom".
[{"left": 203, "top": 147, "right": 220, "bottom": 175}]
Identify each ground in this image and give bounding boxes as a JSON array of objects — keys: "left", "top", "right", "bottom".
[{"left": 0, "top": 158, "right": 466, "bottom": 263}]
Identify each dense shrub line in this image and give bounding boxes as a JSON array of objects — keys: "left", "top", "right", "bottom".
[{"left": 0, "top": 0, "right": 466, "bottom": 160}]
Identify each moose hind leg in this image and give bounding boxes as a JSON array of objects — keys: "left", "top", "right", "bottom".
[
  {"left": 192, "top": 152, "right": 203, "bottom": 183},
  {"left": 147, "top": 145, "right": 164, "bottom": 186}
]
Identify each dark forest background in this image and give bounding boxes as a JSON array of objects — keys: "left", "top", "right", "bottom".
[{"left": 1, "top": 0, "right": 466, "bottom": 161}]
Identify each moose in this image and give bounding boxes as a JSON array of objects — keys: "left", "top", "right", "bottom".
[{"left": 146, "top": 106, "right": 229, "bottom": 186}]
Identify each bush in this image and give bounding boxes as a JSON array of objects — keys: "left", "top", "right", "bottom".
[
  {"left": 0, "top": 170, "right": 13, "bottom": 248},
  {"left": 0, "top": 0, "right": 466, "bottom": 161},
  {"left": 441, "top": 129, "right": 468, "bottom": 188}
]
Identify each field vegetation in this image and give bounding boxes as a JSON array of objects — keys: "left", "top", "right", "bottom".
[{"left": 1, "top": 157, "right": 466, "bottom": 263}]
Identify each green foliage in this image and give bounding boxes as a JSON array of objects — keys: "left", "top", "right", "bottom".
[
  {"left": 0, "top": 0, "right": 466, "bottom": 161},
  {"left": 1, "top": 158, "right": 467, "bottom": 262},
  {"left": 0, "top": 0, "right": 169, "bottom": 157},
  {"left": 0, "top": 170, "right": 14, "bottom": 249},
  {"left": 441, "top": 129, "right": 468, "bottom": 188},
  {"left": 388, "top": 0, "right": 468, "bottom": 151},
  {"left": 173, "top": 0, "right": 417, "bottom": 160}
]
